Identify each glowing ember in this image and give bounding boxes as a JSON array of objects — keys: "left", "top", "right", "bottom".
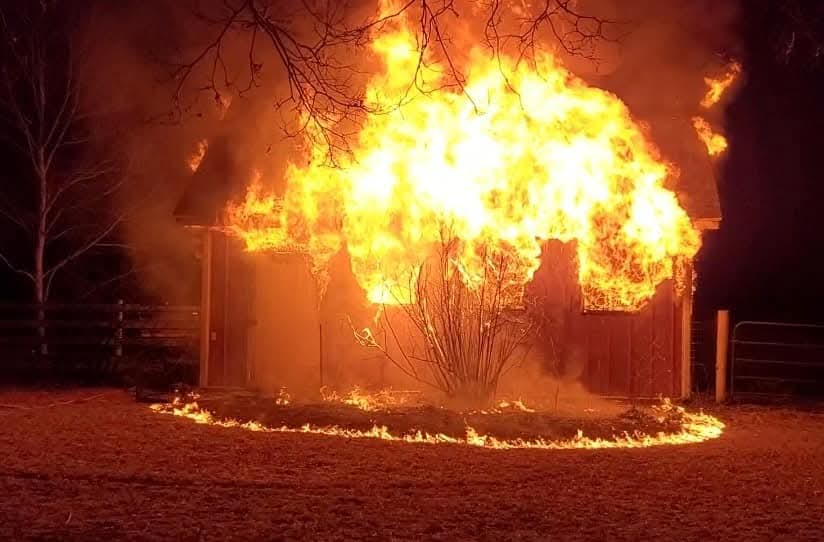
[
  {"left": 151, "top": 399, "right": 724, "bottom": 450},
  {"left": 701, "top": 62, "right": 742, "bottom": 108},
  {"left": 692, "top": 117, "right": 728, "bottom": 156},
  {"left": 475, "top": 399, "right": 536, "bottom": 414},
  {"left": 225, "top": 11, "right": 701, "bottom": 312},
  {"left": 187, "top": 139, "right": 208, "bottom": 173},
  {"left": 275, "top": 387, "right": 291, "bottom": 406},
  {"left": 495, "top": 399, "right": 535, "bottom": 413}
]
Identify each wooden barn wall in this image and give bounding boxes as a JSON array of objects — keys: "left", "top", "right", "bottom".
[
  {"left": 200, "top": 235, "right": 684, "bottom": 397},
  {"left": 317, "top": 250, "right": 407, "bottom": 390},
  {"left": 529, "top": 242, "right": 682, "bottom": 398},
  {"left": 581, "top": 281, "right": 678, "bottom": 397}
]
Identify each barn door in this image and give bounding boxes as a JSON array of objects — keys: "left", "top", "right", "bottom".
[{"left": 206, "top": 233, "right": 253, "bottom": 387}]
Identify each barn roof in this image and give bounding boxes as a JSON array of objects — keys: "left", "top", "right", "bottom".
[
  {"left": 653, "top": 120, "right": 722, "bottom": 229},
  {"left": 174, "top": 134, "right": 246, "bottom": 227}
]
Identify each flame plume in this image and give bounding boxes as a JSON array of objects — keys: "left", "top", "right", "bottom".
[
  {"left": 701, "top": 62, "right": 742, "bottom": 108},
  {"left": 692, "top": 117, "right": 728, "bottom": 156},
  {"left": 226, "top": 11, "right": 701, "bottom": 312},
  {"left": 693, "top": 61, "right": 741, "bottom": 157},
  {"left": 187, "top": 139, "right": 208, "bottom": 173}
]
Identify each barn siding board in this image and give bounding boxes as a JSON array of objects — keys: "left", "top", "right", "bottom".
[
  {"left": 578, "top": 280, "right": 680, "bottom": 397},
  {"left": 580, "top": 318, "right": 591, "bottom": 390},
  {"left": 669, "top": 284, "right": 678, "bottom": 396},
  {"left": 653, "top": 282, "right": 676, "bottom": 396},
  {"left": 599, "top": 317, "right": 611, "bottom": 394},
  {"left": 609, "top": 317, "right": 632, "bottom": 396},
  {"left": 634, "top": 301, "right": 655, "bottom": 397},
  {"left": 587, "top": 316, "right": 599, "bottom": 394},
  {"left": 673, "top": 294, "right": 684, "bottom": 397},
  {"left": 584, "top": 319, "right": 595, "bottom": 393},
  {"left": 585, "top": 316, "right": 611, "bottom": 395}
]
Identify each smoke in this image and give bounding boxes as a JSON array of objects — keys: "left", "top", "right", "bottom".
[
  {"left": 585, "top": 0, "right": 742, "bottom": 174},
  {"left": 497, "top": 352, "right": 624, "bottom": 417},
  {"left": 75, "top": 0, "right": 741, "bottom": 398},
  {"left": 76, "top": 0, "right": 314, "bottom": 302}
]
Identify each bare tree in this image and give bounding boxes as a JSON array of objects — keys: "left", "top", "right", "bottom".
[
  {"left": 170, "top": 0, "right": 618, "bottom": 160},
  {"left": 354, "top": 229, "right": 532, "bottom": 406},
  {"left": 0, "top": 2, "right": 130, "bottom": 352},
  {"left": 768, "top": 0, "right": 824, "bottom": 65}
]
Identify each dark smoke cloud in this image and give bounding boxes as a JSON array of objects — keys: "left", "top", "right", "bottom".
[{"left": 588, "top": 0, "right": 741, "bottom": 133}]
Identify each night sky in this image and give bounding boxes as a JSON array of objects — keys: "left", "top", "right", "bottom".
[{"left": 696, "top": 1, "right": 824, "bottom": 321}]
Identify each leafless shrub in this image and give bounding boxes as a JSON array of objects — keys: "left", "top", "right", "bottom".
[{"left": 355, "top": 230, "right": 532, "bottom": 406}]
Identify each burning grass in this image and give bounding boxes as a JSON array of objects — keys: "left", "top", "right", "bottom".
[{"left": 150, "top": 389, "right": 723, "bottom": 450}]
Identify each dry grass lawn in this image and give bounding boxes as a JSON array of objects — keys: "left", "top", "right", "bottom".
[{"left": 1, "top": 388, "right": 823, "bottom": 541}]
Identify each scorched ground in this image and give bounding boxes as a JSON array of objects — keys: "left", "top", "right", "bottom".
[{"left": 1, "top": 389, "right": 822, "bottom": 540}]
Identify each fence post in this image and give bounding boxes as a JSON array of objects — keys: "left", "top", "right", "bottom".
[
  {"left": 679, "top": 264, "right": 694, "bottom": 399},
  {"left": 115, "top": 299, "right": 124, "bottom": 358},
  {"left": 38, "top": 304, "right": 48, "bottom": 357},
  {"left": 715, "top": 310, "right": 730, "bottom": 402}
]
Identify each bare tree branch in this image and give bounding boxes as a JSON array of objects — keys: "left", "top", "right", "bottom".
[
  {"left": 355, "top": 229, "right": 533, "bottom": 406},
  {"left": 44, "top": 217, "right": 123, "bottom": 300},
  {"left": 169, "top": 1, "right": 617, "bottom": 161},
  {"left": 0, "top": 250, "right": 34, "bottom": 282}
]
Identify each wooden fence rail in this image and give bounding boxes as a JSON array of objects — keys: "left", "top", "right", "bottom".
[
  {"left": 0, "top": 303, "right": 200, "bottom": 368},
  {"left": 0, "top": 304, "right": 201, "bottom": 312}
]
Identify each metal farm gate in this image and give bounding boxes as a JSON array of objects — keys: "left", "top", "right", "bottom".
[{"left": 731, "top": 321, "right": 824, "bottom": 399}]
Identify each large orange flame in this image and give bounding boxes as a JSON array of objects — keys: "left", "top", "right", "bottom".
[{"left": 226, "top": 12, "right": 701, "bottom": 311}]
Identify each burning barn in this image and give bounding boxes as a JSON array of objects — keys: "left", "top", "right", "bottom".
[
  {"left": 176, "top": 167, "right": 718, "bottom": 399},
  {"left": 174, "top": 15, "right": 726, "bottom": 401}
]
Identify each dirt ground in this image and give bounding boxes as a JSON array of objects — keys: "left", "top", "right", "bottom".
[{"left": 1, "top": 389, "right": 823, "bottom": 541}]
